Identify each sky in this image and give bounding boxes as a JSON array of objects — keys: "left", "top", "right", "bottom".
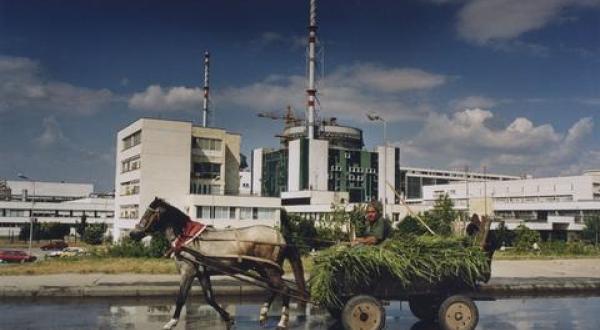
[{"left": 0, "top": 0, "right": 599, "bottom": 192}]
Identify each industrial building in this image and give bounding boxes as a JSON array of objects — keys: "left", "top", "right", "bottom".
[
  {"left": 421, "top": 171, "right": 600, "bottom": 239},
  {"left": 0, "top": 179, "right": 114, "bottom": 237},
  {"left": 112, "top": 118, "right": 281, "bottom": 241}
]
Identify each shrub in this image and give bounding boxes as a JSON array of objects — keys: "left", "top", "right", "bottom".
[
  {"left": 82, "top": 224, "right": 107, "bottom": 245},
  {"left": 514, "top": 225, "right": 541, "bottom": 252}
]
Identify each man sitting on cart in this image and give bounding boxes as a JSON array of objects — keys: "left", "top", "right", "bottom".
[{"left": 352, "top": 200, "right": 391, "bottom": 246}]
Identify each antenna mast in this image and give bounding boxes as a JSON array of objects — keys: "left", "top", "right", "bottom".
[
  {"left": 306, "top": 0, "right": 318, "bottom": 140},
  {"left": 202, "top": 51, "right": 210, "bottom": 127}
]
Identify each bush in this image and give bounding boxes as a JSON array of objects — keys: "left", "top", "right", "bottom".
[
  {"left": 147, "top": 232, "right": 171, "bottom": 258},
  {"left": 395, "top": 194, "right": 457, "bottom": 237},
  {"left": 106, "top": 237, "right": 151, "bottom": 257},
  {"left": 82, "top": 224, "right": 107, "bottom": 245},
  {"left": 514, "top": 225, "right": 541, "bottom": 252},
  {"left": 582, "top": 216, "right": 600, "bottom": 245},
  {"left": 18, "top": 222, "right": 71, "bottom": 241}
]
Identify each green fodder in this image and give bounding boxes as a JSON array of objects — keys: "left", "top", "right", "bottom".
[{"left": 309, "top": 236, "right": 490, "bottom": 307}]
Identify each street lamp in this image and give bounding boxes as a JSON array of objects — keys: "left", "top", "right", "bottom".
[
  {"left": 17, "top": 173, "right": 35, "bottom": 256},
  {"left": 367, "top": 113, "right": 387, "bottom": 218}
]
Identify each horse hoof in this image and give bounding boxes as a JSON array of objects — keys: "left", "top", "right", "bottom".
[{"left": 163, "top": 318, "right": 178, "bottom": 329}]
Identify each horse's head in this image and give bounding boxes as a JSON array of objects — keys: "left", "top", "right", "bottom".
[{"left": 130, "top": 197, "right": 166, "bottom": 241}]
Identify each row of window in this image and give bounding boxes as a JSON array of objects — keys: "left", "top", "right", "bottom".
[
  {"left": 192, "top": 162, "right": 221, "bottom": 179},
  {"left": 192, "top": 137, "right": 222, "bottom": 151},
  {"left": 122, "top": 130, "right": 141, "bottom": 151},
  {"left": 120, "top": 204, "right": 139, "bottom": 219},
  {"left": 121, "top": 155, "right": 141, "bottom": 173},
  {"left": 195, "top": 206, "right": 276, "bottom": 220},
  {"left": 120, "top": 179, "right": 140, "bottom": 196},
  {"left": 0, "top": 208, "right": 114, "bottom": 218},
  {"left": 190, "top": 183, "right": 222, "bottom": 195}
]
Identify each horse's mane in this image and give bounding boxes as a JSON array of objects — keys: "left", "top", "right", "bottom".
[{"left": 155, "top": 198, "right": 189, "bottom": 236}]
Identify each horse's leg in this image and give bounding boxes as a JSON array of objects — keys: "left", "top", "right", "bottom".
[
  {"left": 265, "top": 268, "right": 290, "bottom": 330},
  {"left": 198, "top": 269, "right": 232, "bottom": 324},
  {"left": 164, "top": 262, "right": 196, "bottom": 330},
  {"left": 257, "top": 266, "right": 277, "bottom": 326}
]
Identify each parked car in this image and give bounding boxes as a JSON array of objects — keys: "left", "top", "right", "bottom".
[
  {"left": 41, "top": 240, "right": 68, "bottom": 251},
  {"left": 50, "top": 247, "right": 88, "bottom": 258},
  {"left": 0, "top": 250, "right": 37, "bottom": 263}
]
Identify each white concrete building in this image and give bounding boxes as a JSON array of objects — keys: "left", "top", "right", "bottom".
[
  {"left": 0, "top": 180, "right": 114, "bottom": 237},
  {"left": 113, "top": 118, "right": 281, "bottom": 241},
  {"left": 422, "top": 170, "right": 600, "bottom": 239}
]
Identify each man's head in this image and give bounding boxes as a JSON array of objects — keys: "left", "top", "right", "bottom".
[{"left": 366, "top": 200, "right": 382, "bottom": 223}]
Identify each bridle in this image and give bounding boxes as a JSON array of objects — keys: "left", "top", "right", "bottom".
[{"left": 136, "top": 206, "right": 161, "bottom": 232}]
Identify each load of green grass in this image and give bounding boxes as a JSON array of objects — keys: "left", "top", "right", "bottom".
[{"left": 309, "top": 235, "right": 490, "bottom": 307}]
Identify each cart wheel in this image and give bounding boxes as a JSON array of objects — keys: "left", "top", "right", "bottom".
[
  {"left": 341, "top": 295, "right": 385, "bottom": 330},
  {"left": 438, "top": 295, "right": 479, "bottom": 330},
  {"left": 408, "top": 295, "right": 441, "bottom": 321}
]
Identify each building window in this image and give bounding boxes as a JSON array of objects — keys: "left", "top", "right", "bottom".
[
  {"left": 121, "top": 155, "right": 141, "bottom": 173},
  {"left": 196, "top": 206, "right": 211, "bottom": 219},
  {"left": 192, "top": 162, "right": 221, "bottom": 179},
  {"left": 240, "top": 207, "right": 253, "bottom": 220},
  {"left": 193, "top": 138, "right": 222, "bottom": 151},
  {"left": 229, "top": 207, "right": 236, "bottom": 219},
  {"left": 120, "top": 204, "right": 139, "bottom": 219},
  {"left": 122, "top": 130, "right": 141, "bottom": 151},
  {"left": 120, "top": 179, "right": 140, "bottom": 196}
]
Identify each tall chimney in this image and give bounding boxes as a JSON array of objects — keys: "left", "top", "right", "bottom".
[
  {"left": 306, "top": 0, "right": 318, "bottom": 140},
  {"left": 202, "top": 51, "right": 210, "bottom": 127}
]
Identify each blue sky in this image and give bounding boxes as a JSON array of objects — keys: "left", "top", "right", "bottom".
[{"left": 1, "top": 0, "right": 598, "bottom": 192}]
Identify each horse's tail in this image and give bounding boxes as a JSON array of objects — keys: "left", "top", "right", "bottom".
[{"left": 280, "top": 210, "right": 308, "bottom": 300}]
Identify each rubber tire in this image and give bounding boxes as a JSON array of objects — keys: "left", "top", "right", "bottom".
[
  {"left": 408, "top": 295, "right": 441, "bottom": 321},
  {"left": 341, "top": 295, "right": 385, "bottom": 330},
  {"left": 438, "top": 295, "right": 479, "bottom": 330}
]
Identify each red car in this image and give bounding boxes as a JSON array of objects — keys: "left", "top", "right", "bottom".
[
  {"left": 0, "top": 250, "right": 37, "bottom": 263},
  {"left": 41, "top": 240, "right": 68, "bottom": 251}
]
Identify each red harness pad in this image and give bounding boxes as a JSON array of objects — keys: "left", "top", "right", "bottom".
[{"left": 172, "top": 218, "right": 207, "bottom": 253}]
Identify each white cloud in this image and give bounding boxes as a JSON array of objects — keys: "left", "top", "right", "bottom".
[
  {"left": 0, "top": 55, "right": 115, "bottom": 115},
  {"left": 456, "top": 0, "right": 600, "bottom": 45},
  {"left": 251, "top": 31, "right": 306, "bottom": 50},
  {"left": 398, "top": 109, "right": 595, "bottom": 175},
  {"left": 128, "top": 85, "right": 204, "bottom": 112},
  {"left": 329, "top": 64, "right": 447, "bottom": 93},
  {"left": 451, "top": 95, "right": 498, "bottom": 110},
  {"left": 36, "top": 116, "right": 68, "bottom": 147},
  {"left": 210, "top": 63, "right": 446, "bottom": 122}
]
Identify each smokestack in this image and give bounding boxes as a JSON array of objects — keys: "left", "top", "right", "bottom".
[
  {"left": 202, "top": 51, "right": 210, "bottom": 127},
  {"left": 306, "top": 0, "right": 318, "bottom": 140}
]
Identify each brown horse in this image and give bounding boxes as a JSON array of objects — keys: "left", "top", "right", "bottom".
[{"left": 129, "top": 197, "right": 307, "bottom": 329}]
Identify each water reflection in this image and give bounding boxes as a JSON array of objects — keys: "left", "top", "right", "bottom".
[{"left": 1, "top": 296, "right": 599, "bottom": 329}]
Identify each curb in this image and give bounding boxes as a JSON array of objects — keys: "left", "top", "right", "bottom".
[{"left": 2, "top": 277, "right": 600, "bottom": 299}]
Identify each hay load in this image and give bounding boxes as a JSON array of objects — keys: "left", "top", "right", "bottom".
[{"left": 309, "top": 235, "right": 491, "bottom": 308}]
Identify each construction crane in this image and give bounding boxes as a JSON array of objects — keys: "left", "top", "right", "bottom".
[{"left": 257, "top": 105, "right": 304, "bottom": 128}]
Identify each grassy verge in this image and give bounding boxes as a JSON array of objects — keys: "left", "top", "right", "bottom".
[
  {"left": 0, "top": 257, "right": 177, "bottom": 276},
  {"left": 0, "top": 256, "right": 315, "bottom": 276}
]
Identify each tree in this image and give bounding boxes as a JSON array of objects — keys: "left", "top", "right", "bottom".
[
  {"left": 514, "top": 224, "right": 541, "bottom": 252},
  {"left": 582, "top": 216, "right": 600, "bottom": 245},
  {"left": 426, "top": 194, "right": 457, "bottom": 236},
  {"left": 82, "top": 223, "right": 107, "bottom": 245}
]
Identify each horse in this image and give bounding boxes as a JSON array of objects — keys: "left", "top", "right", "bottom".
[{"left": 129, "top": 197, "right": 307, "bottom": 329}]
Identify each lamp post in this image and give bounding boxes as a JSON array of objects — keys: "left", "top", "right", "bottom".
[
  {"left": 17, "top": 173, "right": 35, "bottom": 256},
  {"left": 367, "top": 113, "right": 387, "bottom": 218}
]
